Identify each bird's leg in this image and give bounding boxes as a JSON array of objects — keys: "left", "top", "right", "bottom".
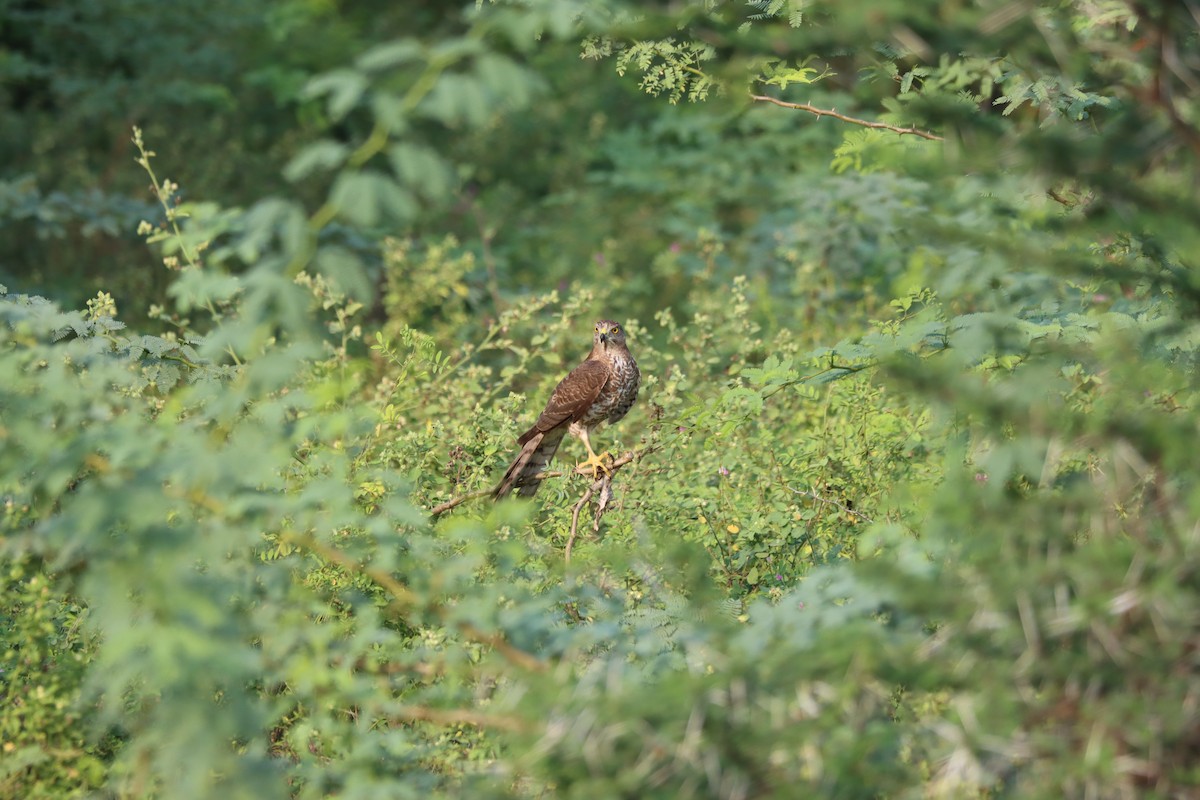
[{"left": 575, "top": 429, "right": 613, "bottom": 479}]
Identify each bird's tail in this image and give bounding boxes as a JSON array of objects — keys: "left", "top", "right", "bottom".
[{"left": 493, "top": 427, "right": 566, "bottom": 499}]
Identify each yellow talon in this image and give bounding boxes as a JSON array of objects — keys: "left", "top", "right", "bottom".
[{"left": 575, "top": 449, "right": 614, "bottom": 479}]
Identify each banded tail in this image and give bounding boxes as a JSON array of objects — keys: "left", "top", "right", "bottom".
[{"left": 493, "top": 427, "right": 566, "bottom": 499}]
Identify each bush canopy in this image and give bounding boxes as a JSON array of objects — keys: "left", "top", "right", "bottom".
[{"left": 2, "top": 1, "right": 1198, "bottom": 797}]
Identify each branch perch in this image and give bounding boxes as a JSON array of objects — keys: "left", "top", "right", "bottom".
[
  {"left": 749, "top": 94, "right": 944, "bottom": 141},
  {"left": 566, "top": 481, "right": 601, "bottom": 564},
  {"left": 429, "top": 442, "right": 660, "bottom": 520},
  {"left": 565, "top": 448, "right": 648, "bottom": 562}
]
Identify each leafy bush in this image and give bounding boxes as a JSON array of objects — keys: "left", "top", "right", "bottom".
[
  {"left": 0, "top": 556, "right": 106, "bottom": 799},
  {"left": 2, "top": 0, "right": 1199, "bottom": 797}
]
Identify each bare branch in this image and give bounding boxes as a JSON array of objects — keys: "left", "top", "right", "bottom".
[
  {"left": 566, "top": 482, "right": 597, "bottom": 564},
  {"left": 787, "top": 486, "right": 875, "bottom": 523},
  {"left": 388, "top": 704, "right": 531, "bottom": 733},
  {"left": 457, "top": 622, "right": 547, "bottom": 673},
  {"left": 283, "top": 530, "right": 419, "bottom": 609},
  {"left": 749, "top": 94, "right": 945, "bottom": 141},
  {"left": 430, "top": 442, "right": 661, "bottom": 520},
  {"left": 563, "top": 445, "right": 658, "bottom": 562},
  {"left": 1047, "top": 188, "right": 1074, "bottom": 207},
  {"left": 282, "top": 530, "right": 548, "bottom": 673},
  {"left": 429, "top": 488, "right": 494, "bottom": 518}
]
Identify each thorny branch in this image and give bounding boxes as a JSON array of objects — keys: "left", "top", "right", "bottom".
[
  {"left": 563, "top": 446, "right": 658, "bottom": 561},
  {"left": 429, "top": 443, "right": 661, "bottom": 520},
  {"left": 566, "top": 482, "right": 598, "bottom": 564},
  {"left": 787, "top": 486, "right": 875, "bottom": 524},
  {"left": 566, "top": 476, "right": 610, "bottom": 564},
  {"left": 749, "top": 94, "right": 945, "bottom": 141}
]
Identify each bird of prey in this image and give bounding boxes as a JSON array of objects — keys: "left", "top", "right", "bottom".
[{"left": 493, "top": 319, "right": 640, "bottom": 498}]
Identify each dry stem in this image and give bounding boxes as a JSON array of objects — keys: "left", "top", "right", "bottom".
[{"left": 749, "top": 94, "right": 944, "bottom": 141}]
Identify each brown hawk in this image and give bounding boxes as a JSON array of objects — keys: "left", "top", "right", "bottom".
[{"left": 493, "top": 320, "right": 640, "bottom": 499}]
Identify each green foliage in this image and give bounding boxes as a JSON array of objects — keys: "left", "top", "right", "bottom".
[
  {"left": 0, "top": 558, "right": 106, "bottom": 799},
  {"left": 3, "top": 0, "right": 1200, "bottom": 797},
  {"left": 590, "top": 37, "right": 719, "bottom": 103}
]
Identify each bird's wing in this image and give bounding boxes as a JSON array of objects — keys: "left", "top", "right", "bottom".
[{"left": 518, "top": 358, "right": 610, "bottom": 444}]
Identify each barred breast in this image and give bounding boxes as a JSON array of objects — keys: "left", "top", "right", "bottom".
[
  {"left": 606, "top": 350, "right": 639, "bottom": 423},
  {"left": 581, "top": 349, "right": 639, "bottom": 428}
]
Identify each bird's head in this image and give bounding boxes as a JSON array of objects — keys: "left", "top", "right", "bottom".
[{"left": 593, "top": 319, "right": 627, "bottom": 351}]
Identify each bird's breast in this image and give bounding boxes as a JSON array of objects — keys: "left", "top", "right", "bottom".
[{"left": 583, "top": 351, "right": 639, "bottom": 426}]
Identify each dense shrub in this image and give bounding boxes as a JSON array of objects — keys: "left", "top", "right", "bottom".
[{"left": 2, "top": 0, "right": 1198, "bottom": 797}]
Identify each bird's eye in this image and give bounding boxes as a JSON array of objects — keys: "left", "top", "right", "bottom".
[{"left": 612, "top": 326, "right": 620, "bottom": 333}]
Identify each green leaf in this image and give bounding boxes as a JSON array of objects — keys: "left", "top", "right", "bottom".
[
  {"left": 387, "top": 142, "right": 455, "bottom": 200},
  {"left": 329, "top": 172, "right": 416, "bottom": 228},
  {"left": 314, "top": 245, "right": 372, "bottom": 301},
  {"left": 720, "top": 386, "right": 765, "bottom": 416},
  {"left": 283, "top": 141, "right": 350, "bottom": 182},
  {"left": 356, "top": 39, "right": 423, "bottom": 72},
  {"left": 304, "top": 69, "right": 368, "bottom": 120}
]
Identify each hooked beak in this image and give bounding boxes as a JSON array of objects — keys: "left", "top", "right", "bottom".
[{"left": 599, "top": 326, "right": 610, "bottom": 346}]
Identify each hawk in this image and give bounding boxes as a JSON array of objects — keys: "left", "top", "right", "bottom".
[{"left": 493, "top": 320, "right": 640, "bottom": 499}]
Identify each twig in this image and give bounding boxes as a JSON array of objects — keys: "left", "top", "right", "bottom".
[
  {"left": 430, "top": 443, "right": 660, "bottom": 520},
  {"left": 749, "top": 94, "right": 944, "bottom": 141},
  {"left": 281, "top": 530, "right": 547, "bottom": 673},
  {"left": 430, "top": 488, "right": 494, "bottom": 518},
  {"left": 564, "top": 447, "right": 649, "bottom": 562},
  {"left": 288, "top": 532, "right": 419, "bottom": 608},
  {"left": 762, "top": 361, "right": 872, "bottom": 400},
  {"left": 1124, "top": 8, "right": 1200, "bottom": 158},
  {"left": 457, "top": 622, "right": 547, "bottom": 673},
  {"left": 1047, "top": 188, "right": 1074, "bottom": 207},
  {"left": 787, "top": 486, "right": 875, "bottom": 523},
  {"left": 566, "top": 482, "right": 597, "bottom": 564},
  {"left": 388, "top": 704, "right": 530, "bottom": 733}
]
